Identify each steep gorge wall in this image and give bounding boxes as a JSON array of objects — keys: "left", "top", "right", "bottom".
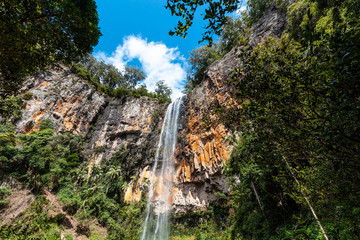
[
  {"left": 16, "top": 66, "right": 107, "bottom": 135},
  {"left": 86, "top": 96, "right": 165, "bottom": 170},
  {"left": 172, "top": 47, "right": 242, "bottom": 213},
  {"left": 14, "top": 65, "right": 165, "bottom": 180},
  {"left": 10, "top": 2, "right": 287, "bottom": 215},
  {"left": 172, "top": 2, "right": 287, "bottom": 213}
]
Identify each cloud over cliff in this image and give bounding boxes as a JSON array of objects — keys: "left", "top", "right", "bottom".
[{"left": 95, "top": 36, "right": 186, "bottom": 99}]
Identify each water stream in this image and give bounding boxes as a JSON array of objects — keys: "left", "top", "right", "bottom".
[{"left": 141, "top": 97, "right": 183, "bottom": 240}]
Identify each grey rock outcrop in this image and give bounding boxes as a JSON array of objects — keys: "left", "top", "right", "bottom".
[
  {"left": 87, "top": 96, "right": 165, "bottom": 166},
  {"left": 249, "top": 2, "right": 287, "bottom": 47}
]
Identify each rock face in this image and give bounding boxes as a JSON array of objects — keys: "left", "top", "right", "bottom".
[
  {"left": 172, "top": 47, "right": 243, "bottom": 213},
  {"left": 171, "top": 2, "right": 287, "bottom": 213},
  {"left": 14, "top": 66, "right": 165, "bottom": 189},
  {"left": 249, "top": 2, "right": 287, "bottom": 47},
  {"left": 16, "top": 65, "right": 107, "bottom": 135},
  {"left": 87, "top": 96, "right": 165, "bottom": 166},
  {"left": 122, "top": 49, "right": 241, "bottom": 210},
  {"left": 10, "top": 2, "right": 288, "bottom": 215}
]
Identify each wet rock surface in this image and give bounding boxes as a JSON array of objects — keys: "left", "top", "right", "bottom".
[{"left": 86, "top": 96, "right": 165, "bottom": 166}]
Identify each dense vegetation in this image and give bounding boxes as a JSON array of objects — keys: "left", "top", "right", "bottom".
[
  {"left": 1, "top": 0, "right": 359, "bottom": 239},
  {"left": 0, "top": 120, "right": 147, "bottom": 239},
  {"left": 178, "top": 0, "right": 360, "bottom": 239},
  {"left": 0, "top": 0, "right": 101, "bottom": 97},
  {"left": 184, "top": 17, "right": 247, "bottom": 92},
  {"left": 71, "top": 55, "right": 172, "bottom": 102}
]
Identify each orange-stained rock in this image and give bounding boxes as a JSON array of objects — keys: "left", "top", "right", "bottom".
[
  {"left": 127, "top": 47, "right": 241, "bottom": 213},
  {"left": 172, "top": 46, "right": 243, "bottom": 214},
  {"left": 16, "top": 65, "right": 107, "bottom": 135},
  {"left": 124, "top": 167, "right": 152, "bottom": 203}
]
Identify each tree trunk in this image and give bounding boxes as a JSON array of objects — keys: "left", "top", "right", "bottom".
[{"left": 282, "top": 156, "right": 329, "bottom": 240}]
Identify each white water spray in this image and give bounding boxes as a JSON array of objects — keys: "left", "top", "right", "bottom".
[{"left": 141, "top": 97, "right": 183, "bottom": 240}]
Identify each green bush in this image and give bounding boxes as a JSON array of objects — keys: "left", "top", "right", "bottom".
[
  {"left": 0, "top": 96, "right": 24, "bottom": 121},
  {"left": 0, "top": 187, "right": 11, "bottom": 209}
]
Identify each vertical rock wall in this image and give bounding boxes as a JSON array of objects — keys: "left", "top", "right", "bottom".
[
  {"left": 14, "top": 66, "right": 166, "bottom": 195},
  {"left": 16, "top": 65, "right": 107, "bottom": 135},
  {"left": 12, "top": 2, "right": 287, "bottom": 214},
  {"left": 86, "top": 96, "right": 166, "bottom": 170},
  {"left": 171, "top": 2, "right": 287, "bottom": 213},
  {"left": 172, "top": 47, "right": 243, "bottom": 213}
]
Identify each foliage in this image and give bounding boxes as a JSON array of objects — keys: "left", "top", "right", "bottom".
[
  {"left": 183, "top": 16, "right": 247, "bottom": 92},
  {"left": 0, "top": 187, "right": 11, "bottom": 209},
  {"left": 71, "top": 57, "right": 171, "bottom": 103},
  {"left": 124, "top": 65, "right": 147, "bottom": 90},
  {"left": 166, "top": 0, "right": 241, "bottom": 43},
  {"left": 79, "top": 55, "right": 146, "bottom": 90},
  {"left": 223, "top": 0, "right": 360, "bottom": 238},
  {"left": 0, "top": 0, "right": 101, "bottom": 97},
  {"left": 154, "top": 80, "right": 172, "bottom": 100},
  {"left": 242, "top": 0, "right": 273, "bottom": 27},
  {"left": 0, "top": 119, "right": 148, "bottom": 239},
  {"left": 184, "top": 45, "right": 221, "bottom": 92},
  {"left": 0, "top": 196, "right": 62, "bottom": 239},
  {"left": 0, "top": 120, "right": 83, "bottom": 191},
  {"left": 219, "top": 17, "right": 249, "bottom": 53},
  {"left": 171, "top": 198, "right": 231, "bottom": 240},
  {"left": 166, "top": 0, "right": 273, "bottom": 43},
  {"left": 68, "top": 146, "right": 149, "bottom": 239},
  {"left": 0, "top": 96, "right": 24, "bottom": 122}
]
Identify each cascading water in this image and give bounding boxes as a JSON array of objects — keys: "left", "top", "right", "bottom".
[{"left": 141, "top": 96, "right": 183, "bottom": 240}]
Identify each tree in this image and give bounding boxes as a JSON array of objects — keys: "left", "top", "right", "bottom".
[
  {"left": 184, "top": 45, "right": 220, "bottom": 92},
  {"left": 183, "top": 17, "right": 247, "bottom": 93},
  {"left": 224, "top": 1, "right": 360, "bottom": 237},
  {"left": 166, "top": 0, "right": 242, "bottom": 43},
  {"left": 0, "top": 0, "right": 101, "bottom": 97},
  {"left": 154, "top": 80, "right": 172, "bottom": 99},
  {"left": 219, "top": 16, "right": 247, "bottom": 52},
  {"left": 123, "top": 65, "right": 146, "bottom": 90},
  {"left": 243, "top": 0, "right": 272, "bottom": 26},
  {"left": 79, "top": 55, "right": 147, "bottom": 90}
]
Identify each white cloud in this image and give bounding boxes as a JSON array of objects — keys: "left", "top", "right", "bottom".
[
  {"left": 234, "top": 0, "right": 247, "bottom": 16},
  {"left": 236, "top": 6, "right": 247, "bottom": 15},
  {"left": 94, "top": 36, "right": 186, "bottom": 100}
]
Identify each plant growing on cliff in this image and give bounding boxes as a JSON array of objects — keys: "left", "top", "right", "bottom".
[
  {"left": 184, "top": 45, "right": 221, "bottom": 92},
  {"left": 71, "top": 57, "right": 170, "bottom": 102},
  {"left": 172, "top": 0, "right": 360, "bottom": 238},
  {"left": 183, "top": 16, "right": 248, "bottom": 92},
  {"left": 0, "top": 96, "right": 24, "bottom": 122},
  {"left": 0, "top": 187, "right": 11, "bottom": 209},
  {"left": 154, "top": 80, "right": 172, "bottom": 100}
]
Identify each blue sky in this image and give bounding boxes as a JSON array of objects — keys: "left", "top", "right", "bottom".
[{"left": 93, "top": 0, "right": 246, "bottom": 99}]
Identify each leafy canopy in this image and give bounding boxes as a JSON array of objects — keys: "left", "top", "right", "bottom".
[
  {"left": 0, "top": 0, "right": 101, "bottom": 96},
  {"left": 155, "top": 80, "right": 172, "bottom": 99},
  {"left": 166, "top": 0, "right": 242, "bottom": 43}
]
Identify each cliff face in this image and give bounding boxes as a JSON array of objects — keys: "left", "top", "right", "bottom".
[
  {"left": 87, "top": 96, "right": 165, "bottom": 168},
  {"left": 248, "top": 2, "right": 287, "bottom": 47},
  {"left": 16, "top": 66, "right": 107, "bottom": 135},
  {"left": 172, "top": 2, "right": 287, "bottom": 213},
  {"left": 15, "top": 65, "right": 165, "bottom": 180},
  {"left": 11, "top": 3, "right": 287, "bottom": 214},
  {"left": 172, "top": 47, "right": 242, "bottom": 213}
]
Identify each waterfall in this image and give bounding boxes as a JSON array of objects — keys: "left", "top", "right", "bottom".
[{"left": 141, "top": 96, "right": 183, "bottom": 240}]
